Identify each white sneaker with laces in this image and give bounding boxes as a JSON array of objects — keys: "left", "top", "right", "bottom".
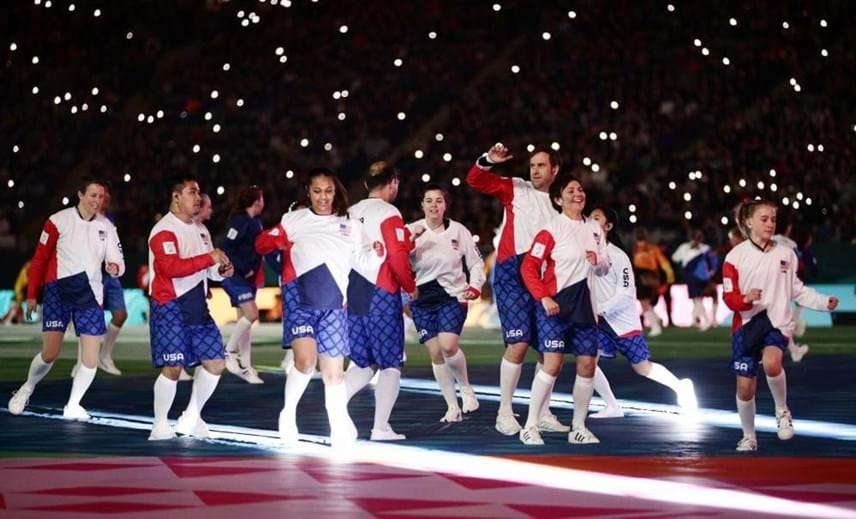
[
  {"left": 537, "top": 412, "right": 571, "bottom": 432},
  {"left": 240, "top": 366, "right": 264, "bottom": 384},
  {"left": 495, "top": 412, "right": 522, "bottom": 435},
  {"left": 370, "top": 426, "right": 405, "bottom": 441},
  {"left": 589, "top": 406, "right": 624, "bottom": 419},
  {"left": 278, "top": 410, "right": 299, "bottom": 447},
  {"left": 441, "top": 407, "right": 462, "bottom": 423},
  {"left": 176, "top": 411, "right": 210, "bottom": 438},
  {"left": 461, "top": 386, "right": 479, "bottom": 413},
  {"left": 794, "top": 319, "right": 807, "bottom": 338},
  {"left": 519, "top": 425, "right": 545, "bottom": 445},
  {"left": 225, "top": 353, "right": 242, "bottom": 377},
  {"left": 8, "top": 385, "right": 33, "bottom": 415},
  {"left": 568, "top": 426, "right": 600, "bottom": 444},
  {"left": 98, "top": 357, "right": 122, "bottom": 376},
  {"left": 790, "top": 344, "right": 809, "bottom": 363},
  {"left": 148, "top": 422, "right": 176, "bottom": 441},
  {"left": 62, "top": 404, "right": 90, "bottom": 421},
  {"left": 776, "top": 409, "right": 795, "bottom": 440},
  {"left": 736, "top": 436, "right": 758, "bottom": 452}
]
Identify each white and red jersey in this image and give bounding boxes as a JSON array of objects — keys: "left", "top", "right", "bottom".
[
  {"left": 407, "top": 218, "right": 486, "bottom": 306},
  {"left": 148, "top": 212, "right": 219, "bottom": 305},
  {"left": 348, "top": 198, "right": 415, "bottom": 294},
  {"left": 28, "top": 206, "right": 125, "bottom": 305},
  {"left": 255, "top": 208, "right": 369, "bottom": 309},
  {"left": 723, "top": 239, "right": 831, "bottom": 338},
  {"left": 521, "top": 214, "right": 608, "bottom": 323},
  {"left": 466, "top": 158, "right": 555, "bottom": 263},
  {"left": 594, "top": 243, "right": 643, "bottom": 337}
]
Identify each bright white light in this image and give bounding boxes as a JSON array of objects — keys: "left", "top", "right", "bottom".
[
  {"left": 333, "top": 91, "right": 341, "bottom": 100},
  {"left": 667, "top": 4, "right": 675, "bottom": 12},
  {"left": 68, "top": 3, "right": 75, "bottom": 11},
  {"left": 223, "top": 63, "right": 231, "bottom": 71},
  {"left": 794, "top": 84, "right": 801, "bottom": 92},
  {"left": 806, "top": 197, "right": 812, "bottom": 206},
  {"left": 668, "top": 181, "right": 677, "bottom": 190},
  {"left": 542, "top": 32, "right": 551, "bottom": 41},
  {"left": 285, "top": 170, "right": 294, "bottom": 179},
  {"left": 341, "top": 90, "right": 349, "bottom": 98},
  {"left": 123, "top": 173, "right": 131, "bottom": 182},
  {"left": 397, "top": 112, "right": 406, "bottom": 120},
  {"left": 324, "top": 142, "right": 333, "bottom": 151},
  {"left": 31, "top": 56, "right": 40, "bottom": 64},
  {"left": 609, "top": 132, "right": 617, "bottom": 141},
  {"left": 757, "top": 181, "right": 765, "bottom": 190},
  {"left": 421, "top": 173, "right": 431, "bottom": 182},
  {"left": 339, "top": 25, "right": 348, "bottom": 34},
  {"left": 146, "top": 115, "right": 154, "bottom": 124},
  {"left": 451, "top": 177, "right": 461, "bottom": 186},
  {"left": 738, "top": 178, "right": 747, "bottom": 187},
  {"left": 32, "top": 86, "right": 39, "bottom": 95},
  {"left": 796, "top": 192, "right": 804, "bottom": 200},
  {"left": 393, "top": 58, "right": 403, "bottom": 67},
  {"left": 70, "top": 106, "right": 78, "bottom": 114},
  {"left": 275, "top": 46, "right": 284, "bottom": 56},
  {"left": 511, "top": 64, "right": 520, "bottom": 74},
  {"left": 414, "top": 150, "right": 424, "bottom": 159},
  {"left": 93, "top": 8, "right": 100, "bottom": 17},
  {"left": 9, "top": 42, "right": 17, "bottom": 51},
  {"left": 18, "top": 201, "right": 24, "bottom": 209},
  {"left": 126, "top": 31, "right": 133, "bottom": 39},
  {"left": 721, "top": 216, "right": 729, "bottom": 225},
  {"left": 821, "top": 49, "right": 829, "bottom": 57},
  {"left": 237, "top": 9, "right": 245, "bottom": 17},
  {"left": 551, "top": 142, "right": 560, "bottom": 151},
  {"left": 236, "top": 98, "right": 244, "bottom": 107},
  {"left": 81, "top": 103, "right": 88, "bottom": 111},
  {"left": 591, "top": 164, "right": 600, "bottom": 173},
  {"left": 693, "top": 38, "right": 701, "bottom": 47},
  {"left": 53, "top": 96, "right": 61, "bottom": 105},
  {"left": 435, "top": 133, "right": 444, "bottom": 142},
  {"left": 610, "top": 100, "right": 619, "bottom": 109},
  {"left": 64, "top": 92, "right": 71, "bottom": 101},
  {"left": 337, "top": 112, "right": 346, "bottom": 121},
  {"left": 723, "top": 185, "right": 731, "bottom": 193},
  {"left": 782, "top": 197, "right": 790, "bottom": 205},
  {"left": 428, "top": 31, "right": 437, "bottom": 39},
  {"left": 770, "top": 183, "right": 777, "bottom": 192},
  {"left": 299, "top": 138, "right": 310, "bottom": 148},
  {"left": 792, "top": 201, "right": 800, "bottom": 209},
  {"left": 722, "top": 57, "right": 730, "bottom": 66},
  {"left": 807, "top": 144, "right": 815, "bottom": 152},
  {"left": 492, "top": 3, "right": 501, "bottom": 12},
  {"left": 156, "top": 110, "right": 164, "bottom": 118},
  {"left": 782, "top": 21, "right": 789, "bottom": 29},
  {"left": 62, "top": 197, "right": 69, "bottom": 206},
  {"left": 443, "top": 153, "right": 453, "bottom": 162},
  {"left": 12, "top": 145, "right": 19, "bottom": 153},
  {"left": 599, "top": 131, "right": 608, "bottom": 140},
  {"left": 136, "top": 113, "right": 145, "bottom": 122},
  {"left": 818, "top": 144, "right": 825, "bottom": 152},
  {"left": 44, "top": 0, "right": 51, "bottom": 6},
  {"left": 212, "top": 154, "right": 221, "bottom": 164},
  {"left": 192, "top": 144, "right": 200, "bottom": 153},
  {"left": 629, "top": 214, "right": 638, "bottom": 223},
  {"left": 568, "top": 10, "right": 576, "bottom": 19},
  {"left": 684, "top": 210, "right": 692, "bottom": 220},
  {"left": 789, "top": 78, "right": 797, "bottom": 86},
  {"left": 769, "top": 168, "right": 777, "bottom": 177},
  {"left": 820, "top": 19, "right": 828, "bottom": 27},
  {"left": 212, "top": 124, "right": 221, "bottom": 133},
  {"left": 210, "top": 90, "right": 219, "bottom": 99},
  {"left": 729, "top": 17, "right": 737, "bottom": 26},
  {"left": 683, "top": 193, "right": 692, "bottom": 202},
  {"left": 216, "top": 185, "right": 225, "bottom": 195},
  {"left": 629, "top": 204, "right": 637, "bottom": 213},
  {"left": 241, "top": 19, "right": 249, "bottom": 27},
  {"left": 7, "top": 179, "right": 14, "bottom": 188},
  {"left": 582, "top": 157, "right": 592, "bottom": 166},
  {"left": 472, "top": 235, "right": 480, "bottom": 243},
  {"left": 204, "top": 112, "right": 213, "bottom": 121},
  {"left": 702, "top": 47, "right": 709, "bottom": 56},
  {"left": 526, "top": 144, "right": 535, "bottom": 152}
]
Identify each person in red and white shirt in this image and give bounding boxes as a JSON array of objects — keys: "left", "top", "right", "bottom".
[
  {"left": 407, "top": 184, "right": 486, "bottom": 422},
  {"left": 8, "top": 178, "right": 124, "bottom": 420},
  {"left": 723, "top": 199, "right": 838, "bottom": 452},
  {"left": 519, "top": 174, "right": 609, "bottom": 445},
  {"left": 147, "top": 175, "right": 234, "bottom": 441}
]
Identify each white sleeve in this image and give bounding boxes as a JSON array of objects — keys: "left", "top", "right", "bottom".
[
  {"left": 590, "top": 223, "right": 610, "bottom": 276},
  {"left": 105, "top": 223, "right": 126, "bottom": 277},
  {"left": 599, "top": 249, "right": 637, "bottom": 317},
  {"left": 671, "top": 243, "right": 687, "bottom": 265},
  {"left": 790, "top": 251, "right": 830, "bottom": 311},
  {"left": 461, "top": 225, "right": 486, "bottom": 291}
]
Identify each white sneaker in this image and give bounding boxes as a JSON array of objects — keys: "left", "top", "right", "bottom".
[
  {"left": 790, "top": 344, "right": 809, "bottom": 363},
  {"left": 178, "top": 368, "right": 194, "bottom": 381},
  {"left": 677, "top": 378, "right": 698, "bottom": 412},
  {"left": 238, "top": 366, "right": 264, "bottom": 384},
  {"left": 441, "top": 407, "right": 462, "bottom": 423},
  {"left": 590, "top": 406, "right": 624, "bottom": 419},
  {"left": 568, "top": 426, "right": 600, "bottom": 444},
  {"left": 776, "top": 409, "right": 795, "bottom": 440},
  {"left": 537, "top": 412, "right": 571, "bottom": 432},
  {"left": 648, "top": 325, "right": 663, "bottom": 337},
  {"left": 461, "top": 386, "right": 479, "bottom": 413},
  {"left": 225, "top": 353, "right": 242, "bottom": 377},
  {"left": 495, "top": 412, "right": 522, "bottom": 435},
  {"left": 8, "top": 385, "right": 33, "bottom": 415},
  {"left": 794, "top": 319, "right": 807, "bottom": 338},
  {"left": 70, "top": 363, "right": 79, "bottom": 378},
  {"left": 148, "top": 422, "right": 176, "bottom": 441},
  {"left": 98, "top": 357, "right": 122, "bottom": 376},
  {"left": 62, "top": 404, "right": 90, "bottom": 421},
  {"left": 736, "top": 436, "right": 758, "bottom": 452},
  {"left": 370, "top": 426, "right": 405, "bottom": 441},
  {"left": 278, "top": 410, "right": 299, "bottom": 447},
  {"left": 519, "top": 425, "right": 545, "bottom": 445},
  {"left": 175, "top": 411, "right": 210, "bottom": 438}
]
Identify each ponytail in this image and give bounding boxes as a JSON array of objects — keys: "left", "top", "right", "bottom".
[{"left": 734, "top": 199, "right": 777, "bottom": 239}]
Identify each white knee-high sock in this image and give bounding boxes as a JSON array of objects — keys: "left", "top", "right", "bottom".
[
  {"left": 444, "top": 349, "right": 470, "bottom": 388},
  {"left": 525, "top": 370, "right": 555, "bottom": 429},
  {"left": 432, "top": 362, "right": 459, "bottom": 411},
  {"left": 499, "top": 358, "right": 522, "bottom": 415},
  {"left": 594, "top": 366, "right": 619, "bottom": 409},
  {"left": 226, "top": 317, "right": 253, "bottom": 355},
  {"left": 23, "top": 353, "right": 54, "bottom": 392},
  {"left": 572, "top": 375, "right": 595, "bottom": 429},
  {"left": 153, "top": 374, "right": 177, "bottom": 426},
  {"left": 67, "top": 365, "right": 96, "bottom": 408},
  {"left": 101, "top": 324, "right": 121, "bottom": 359},
  {"left": 282, "top": 368, "right": 313, "bottom": 424},
  {"left": 373, "top": 368, "right": 401, "bottom": 431},
  {"left": 186, "top": 367, "right": 220, "bottom": 416},
  {"left": 736, "top": 395, "right": 756, "bottom": 438},
  {"left": 644, "top": 362, "right": 682, "bottom": 394},
  {"left": 238, "top": 326, "right": 253, "bottom": 366},
  {"left": 766, "top": 371, "right": 788, "bottom": 413},
  {"left": 325, "top": 381, "right": 355, "bottom": 438},
  {"left": 344, "top": 364, "right": 374, "bottom": 401}
]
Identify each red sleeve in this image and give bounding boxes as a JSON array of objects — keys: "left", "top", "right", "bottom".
[
  {"left": 380, "top": 216, "right": 416, "bottom": 293},
  {"left": 466, "top": 164, "right": 514, "bottom": 204},
  {"left": 255, "top": 224, "right": 290, "bottom": 255},
  {"left": 27, "top": 219, "right": 59, "bottom": 300},
  {"left": 521, "top": 231, "right": 556, "bottom": 301},
  {"left": 150, "top": 230, "right": 214, "bottom": 279},
  {"left": 722, "top": 261, "right": 753, "bottom": 312}
]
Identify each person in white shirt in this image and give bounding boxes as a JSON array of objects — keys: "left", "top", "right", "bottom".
[
  {"left": 672, "top": 230, "right": 717, "bottom": 331},
  {"left": 408, "top": 184, "right": 486, "bottom": 422},
  {"left": 586, "top": 207, "right": 697, "bottom": 419},
  {"left": 519, "top": 174, "right": 609, "bottom": 445},
  {"left": 723, "top": 199, "right": 838, "bottom": 452},
  {"left": 8, "top": 178, "right": 124, "bottom": 420}
]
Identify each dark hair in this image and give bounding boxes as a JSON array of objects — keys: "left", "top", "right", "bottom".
[
  {"left": 77, "top": 177, "right": 108, "bottom": 194},
  {"left": 528, "top": 146, "right": 562, "bottom": 170},
  {"left": 229, "top": 185, "right": 263, "bottom": 219},
  {"left": 734, "top": 199, "right": 777, "bottom": 239},
  {"left": 167, "top": 174, "right": 199, "bottom": 196},
  {"left": 421, "top": 183, "right": 450, "bottom": 206},
  {"left": 589, "top": 205, "right": 626, "bottom": 251},
  {"left": 364, "top": 160, "right": 399, "bottom": 191},
  {"left": 307, "top": 167, "right": 349, "bottom": 217},
  {"left": 548, "top": 171, "right": 582, "bottom": 212}
]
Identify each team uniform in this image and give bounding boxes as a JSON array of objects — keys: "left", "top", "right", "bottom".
[
  {"left": 221, "top": 213, "right": 264, "bottom": 307},
  {"left": 594, "top": 243, "right": 648, "bottom": 363},
  {"left": 466, "top": 156, "right": 556, "bottom": 345},
  {"left": 408, "top": 218, "right": 485, "bottom": 343},
  {"left": 723, "top": 240, "right": 831, "bottom": 378},
  {"left": 632, "top": 242, "right": 673, "bottom": 304},
  {"left": 347, "top": 199, "right": 415, "bottom": 368},
  {"left": 672, "top": 241, "right": 717, "bottom": 299},
  {"left": 148, "top": 213, "right": 224, "bottom": 368},
  {"left": 520, "top": 215, "right": 608, "bottom": 356}
]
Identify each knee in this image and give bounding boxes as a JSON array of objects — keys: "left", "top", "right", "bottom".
[
  {"left": 41, "top": 350, "right": 60, "bottom": 364},
  {"left": 736, "top": 386, "right": 755, "bottom": 401},
  {"left": 764, "top": 362, "right": 783, "bottom": 377},
  {"left": 112, "top": 311, "right": 128, "bottom": 327},
  {"left": 576, "top": 357, "right": 596, "bottom": 378},
  {"left": 504, "top": 343, "right": 527, "bottom": 363},
  {"left": 428, "top": 350, "right": 444, "bottom": 365},
  {"left": 294, "top": 356, "right": 316, "bottom": 374},
  {"left": 244, "top": 309, "right": 259, "bottom": 323},
  {"left": 202, "top": 360, "right": 225, "bottom": 376},
  {"left": 631, "top": 361, "right": 651, "bottom": 376},
  {"left": 322, "top": 372, "right": 343, "bottom": 385},
  {"left": 161, "top": 366, "right": 182, "bottom": 381}
]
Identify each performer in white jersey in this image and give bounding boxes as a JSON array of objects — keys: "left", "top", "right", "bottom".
[
  {"left": 257, "top": 168, "right": 370, "bottom": 448},
  {"left": 408, "top": 183, "right": 486, "bottom": 422},
  {"left": 723, "top": 199, "right": 838, "bottom": 452},
  {"left": 147, "top": 175, "right": 233, "bottom": 440},
  {"left": 8, "top": 178, "right": 124, "bottom": 419},
  {"left": 586, "top": 207, "right": 697, "bottom": 419},
  {"left": 519, "top": 173, "right": 609, "bottom": 445}
]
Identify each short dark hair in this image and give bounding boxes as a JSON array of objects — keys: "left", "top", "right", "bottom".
[
  {"left": 229, "top": 185, "right": 263, "bottom": 218},
  {"left": 77, "top": 177, "right": 108, "bottom": 194},
  {"left": 589, "top": 205, "right": 625, "bottom": 250},
  {"left": 548, "top": 171, "right": 582, "bottom": 212},
  {"left": 365, "top": 161, "right": 399, "bottom": 191},
  {"left": 421, "top": 182, "right": 450, "bottom": 206},
  {"left": 168, "top": 174, "right": 199, "bottom": 195},
  {"left": 528, "top": 146, "right": 562, "bottom": 170},
  {"left": 307, "top": 167, "right": 350, "bottom": 217}
]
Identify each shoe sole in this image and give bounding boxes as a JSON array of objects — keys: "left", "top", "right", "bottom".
[{"left": 495, "top": 424, "right": 521, "bottom": 435}]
